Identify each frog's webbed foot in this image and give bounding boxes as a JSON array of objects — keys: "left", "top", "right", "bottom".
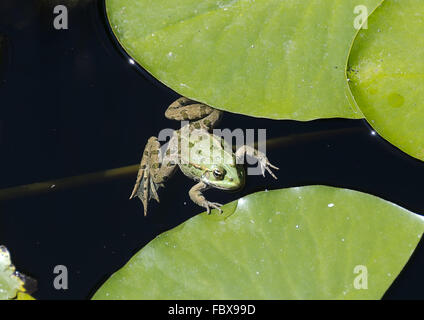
[
  {"left": 130, "top": 135, "right": 180, "bottom": 215},
  {"left": 189, "top": 182, "right": 223, "bottom": 214},
  {"left": 236, "top": 145, "right": 279, "bottom": 179},
  {"left": 130, "top": 137, "right": 162, "bottom": 216},
  {"left": 129, "top": 169, "right": 162, "bottom": 216}
]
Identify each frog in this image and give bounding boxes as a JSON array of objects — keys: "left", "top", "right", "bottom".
[{"left": 130, "top": 97, "right": 279, "bottom": 215}]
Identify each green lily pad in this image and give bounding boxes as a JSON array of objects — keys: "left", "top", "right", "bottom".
[
  {"left": 347, "top": 0, "right": 424, "bottom": 160},
  {"left": 93, "top": 186, "right": 424, "bottom": 300},
  {"left": 105, "top": 0, "right": 382, "bottom": 120},
  {"left": 0, "top": 246, "right": 26, "bottom": 300}
]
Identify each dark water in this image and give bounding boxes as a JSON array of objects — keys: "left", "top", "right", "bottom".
[{"left": 0, "top": 0, "right": 423, "bottom": 299}]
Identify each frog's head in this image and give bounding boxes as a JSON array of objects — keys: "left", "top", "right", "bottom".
[{"left": 202, "top": 164, "right": 245, "bottom": 191}]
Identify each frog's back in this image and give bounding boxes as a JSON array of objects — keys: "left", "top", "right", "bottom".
[{"left": 178, "top": 129, "right": 235, "bottom": 177}]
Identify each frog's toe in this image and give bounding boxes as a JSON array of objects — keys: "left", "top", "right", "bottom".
[
  {"left": 265, "top": 165, "right": 278, "bottom": 180},
  {"left": 205, "top": 201, "right": 223, "bottom": 214},
  {"left": 260, "top": 159, "right": 279, "bottom": 179},
  {"left": 268, "top": 162, "right": 279, "bottom": 170},
  {"left": 149, "top": 178, "right": 160, "bottom": 203},
  {"left": 131, "top": 176, "right": 150, "bottom": 216}
]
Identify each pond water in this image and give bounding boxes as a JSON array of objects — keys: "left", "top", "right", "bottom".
[{"left": 0, "top": 0, "right": 423, "bottom": 299}]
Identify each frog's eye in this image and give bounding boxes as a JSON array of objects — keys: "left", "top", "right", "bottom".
[{"left": 213, "top": 168, "right": 226, "bottom": 180}]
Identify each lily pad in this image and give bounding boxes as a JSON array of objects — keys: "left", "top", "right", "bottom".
[
  {"left": 93, "top": 186, "right": 424, "bottom": 300},
  {"left": 105, "top": 0, "right": 382, "bottom": 120},
  {"left": 347, "top": 0, "right": 424, "bottom": 160},
  {"left": 0, "top": 246, "right": 27, "bottom": 300}
]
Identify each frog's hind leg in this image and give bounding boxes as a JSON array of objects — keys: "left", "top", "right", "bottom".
[
  {"left": 165, "top": 97, "right": 222, "bottom": 130},
  {"left": 130, "top": 137, "right": 177, "bottom": 216}
]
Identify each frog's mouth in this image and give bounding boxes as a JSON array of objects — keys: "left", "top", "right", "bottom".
[
  {"left": 219, "top": 177, "right": 245, "bottom": 192},
  {"left": 212, "top": 184, "right": 243, "bottom": 192},
  {"left": 225, "top": 184, "right": 244, "bottom": 192}
]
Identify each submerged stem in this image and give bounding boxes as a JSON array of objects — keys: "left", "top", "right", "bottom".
[
  {"left": 0, "top": 165, "right": 139, "bottom": 201},
  {"left": 0, "top": 126, "right": 364, "bottom": 201}
]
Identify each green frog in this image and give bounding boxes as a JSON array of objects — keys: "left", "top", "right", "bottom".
[{"left": 130, "top": 97, "right": 279, "bottom": 215}]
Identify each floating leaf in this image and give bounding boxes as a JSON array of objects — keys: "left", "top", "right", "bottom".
[
  {"left": 348, "top": 0, "right": 424, "bottom": 160},
  {"left": 16, "top": 292, "right": 36, "bottom": 300},
  {"left": 93, "top": 186, "right": 424, "bottom": 300},
  {"left": 105, "top": 0, "right": 382, "bottom": 120},
  {"left": 0, "top": 246, "right": 32, "bottom": 300}
]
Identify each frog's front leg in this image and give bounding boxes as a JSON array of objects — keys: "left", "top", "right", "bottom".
[
  {"left": 236, "top": 145, "right": 279, "bottom": 179},
  {"left": 130, "top": 136, "right": 177, "bottom": 216},
  {"left": 189, "top": 182, "right": 223, "bottom": 214}
]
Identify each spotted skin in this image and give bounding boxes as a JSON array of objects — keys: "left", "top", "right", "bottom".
[{"left": 130, "top": 97, "right": 278, "bottom": 215}]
